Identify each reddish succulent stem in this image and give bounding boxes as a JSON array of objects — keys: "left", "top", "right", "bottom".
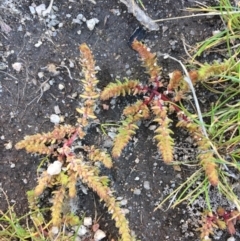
[
  {"left": 136, "top": 78, "right": 183, "bottom": 115},
  {"left": 64, "top": 131, "right": 78, "bottom": 148}
]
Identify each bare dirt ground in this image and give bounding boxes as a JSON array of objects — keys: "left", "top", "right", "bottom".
[{"left": 1, "top": 0, "right": 238, "bottom": 240}]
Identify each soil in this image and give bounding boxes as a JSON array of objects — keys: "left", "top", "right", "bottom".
[{"left": 0, "top": 0, "right": 239, "bottom": 241}]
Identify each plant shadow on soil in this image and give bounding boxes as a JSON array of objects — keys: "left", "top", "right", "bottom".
[{"left": 0, "top": 0, "right": 237, "bottom": 240}]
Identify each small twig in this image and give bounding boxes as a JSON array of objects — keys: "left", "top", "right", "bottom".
[
  {"left": 17, "top": 33, "right": 27, "bottom": 58},
  {"left": 60, "top": 65, "right": 73, "bottom": 80},
  {"left": 0, "top": 70, "right": 19, "bottom": 80},
  {"left": 154, "top": 10, "right": 240, "bottom": 22},
  {"left": 37, "top": 78, "right": 50, "bottom": 103}
]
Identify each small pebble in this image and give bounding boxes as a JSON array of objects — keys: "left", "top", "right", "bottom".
[
  {"left": 69, "top": 60, "right": 74, "bottom": 68},
  {"left": 148, "top": 125, "right": 157, "bottom": 131},
  {"left": 35, "top": 41, "right": 43, "bottom": 48},
  {"left": 83, "top": 217, "right": 92, "bottom": 226},
  {"left": 58, "top": 83, "right": 65, "bottom": 90},
  {"left": 116, "top": 196, "right": 123, "bottom": 200},
  {"left": 10, "top": 163, "right": 15, "bottom": 168},
  {"left": 50, "top": 114, "right": 60, "bottom": 124},
  {"left": 162, "top": 25, "right": 168, "bottom": 33},
  {"left": 54, "top": 105, "right": 61, "bottom": 114},
  {"left": 212, "top": 30, "right": 221, "bottom": 36},
  {"left": 126, "top": 69, "right": 132, "bottom": 76},
  {"left": 74, "top": 225, "right": 88, "bottom": 236},
  {"left": 50, "top": 14, "right": 57, "bottom": 19},
  {"left": 4, "top": 141, "right": 12, "bottom": 150},
  {"left": 94, "top": 229, "right": 106, "bottom": 241},
  {"left": 190, "top": 30, "right": 195, "bottom": 35},
  {"left": 17, "top": 25, "right": 23, "bottom": 31},
  {"left": 51, "top": 226, "right": 59, "bottom": 235},
  {"left": 135, "top": 158, "right": 139, "bottom": 163},
  {"left": 103, "top": 139, "right": 113, "bottom": 148},
  {"left": 227, "top": 237, "right": 235, "bottom": 241},
  {"left": 120, "top": 199, "right": 128, "bottom": 206},
  {"left": 29, "top": 6, "right": 36, "bottom": 15},
  {"left": 47, "top": 161, "right": 62, "bottom": 175},
  {"left": 108, "top": 132, "right": 116, "bottom": 139},
  {"left": 86, "top": 18, "right": 99, "bottom": 31},
  {"left": 133, "top": 188, "right": 141, "bottom": 195},
  {"left": 43, "top": 82, "right": 50, "bottom": 92},
  {"left": 52, "top": 6, "right": 58, "bottom": 11},
  {"left": 35, "top": 4, "right": 46, "bottom": 16},
  {"left": 48, "top": 19, "right": 60, "bottom": 27},
  {"left": 143, "top": 181, "right": 150, "bottom": 190},
  {"left": 22, "top": 178, "right": 28, "bottom": 184},
  {"left": 134, "top": 177, "right": 140, "bottom": 181}
]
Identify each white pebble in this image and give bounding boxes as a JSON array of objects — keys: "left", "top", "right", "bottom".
[
  {"left": 50, "top": 14, "right": 57, "bottom": 19},
  {"left": 29, "top": 6, "right": 36, "bottom": 15},
  {"left": 94, "top": 229, "right": 106, "bottom": 241},
  {"left": 120, "top": 199, "right": 128, "bottom": 206},
  {"left": 5, "top": 141, "right": 12, "bottom": 150},
  {"left": 43, "top": 82, "right": 50, "bottom": 92},
  {"left": 58, "top": 83, "right": 65, "bottom": 90},
  {"left": 12, "top": 62, "right": 22, "bottom": 72},
  {"left": 126, "top": 69, "right": 132, "bottom": 76},
  {"left": 54, "top": 105, "right": 61, "bottom": 114},
  {"left": 74, "top": 225, "right": 88, "bottom": 236},
  {"left": 47, "top": 161, "right": 62, "bottom": 175},
  {"left": 49, "top": 79, "right": 55, "bottom": 85},
  {"left": 135, "top": 158, "right": 139, "bottom": 163},
  {"left": 10, "top": 163, "right": 15, "bottom": 168},
  {"left": 35, "top": 4, "right": 46, "bottom": 16},
  {"left": 143, "top": 181, "right": 150, "bottom": 190},
  {"left": 69, "top": 60, "right": 74, "bottom": 68},
  {"left": 35, "top": 40, "right": 42, "bottom": 48},
  {"left": 86, "top": 18, "right": 99, "bottom": 31},
  {"left": 50, "top": 114, "right": 60, "bottom": 124},
  {"left": 83, "top": 217, "right": 92, "bottom": 226},
  {"left": 52, "top": 6, "right": 58, "bottom": 11},
  {"left": 134, "top": 177, "right": 140, "bottom": 181},
  {"left": 133, "top": 189, "right": 141, "bottom": 195},
  {"left": 22, "top": 178, "right": 28, "bottom": 184},
  {"left": 149, "top": 125, "right": 157, "bottom": 131},
  {"left": 227, "top": 237, "right": 235, "bottom": 241},
  {"left": 38, "top": 72, "right": 44, "bottom": 78},
  {"left": 77, "top": 14, "right": 86, "bottom": 21},
  {"left": 51, "top": 226, "right": 59, "bottom": 235},
  {"left": 116, "top": 196, "right": 123, "bottom": 200},
  {"left": 121, "top": 208, "right": 130, "bottom": 214},
  {"left": 212, "top": 30, "right": 221, "bottom": 36},
  {"left": 108, "top": 132, "right": 116, "bottom": 139}
]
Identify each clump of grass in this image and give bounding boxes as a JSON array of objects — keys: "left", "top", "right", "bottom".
[
  {"left": 188, "top": 0, "right": 240, "bottom": 59},
  {"left": 0, "top": 188, "right": 48, "bottom": 241},
  {"left": 156, "top": 0, "right": 240, "bottom": 239}
]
